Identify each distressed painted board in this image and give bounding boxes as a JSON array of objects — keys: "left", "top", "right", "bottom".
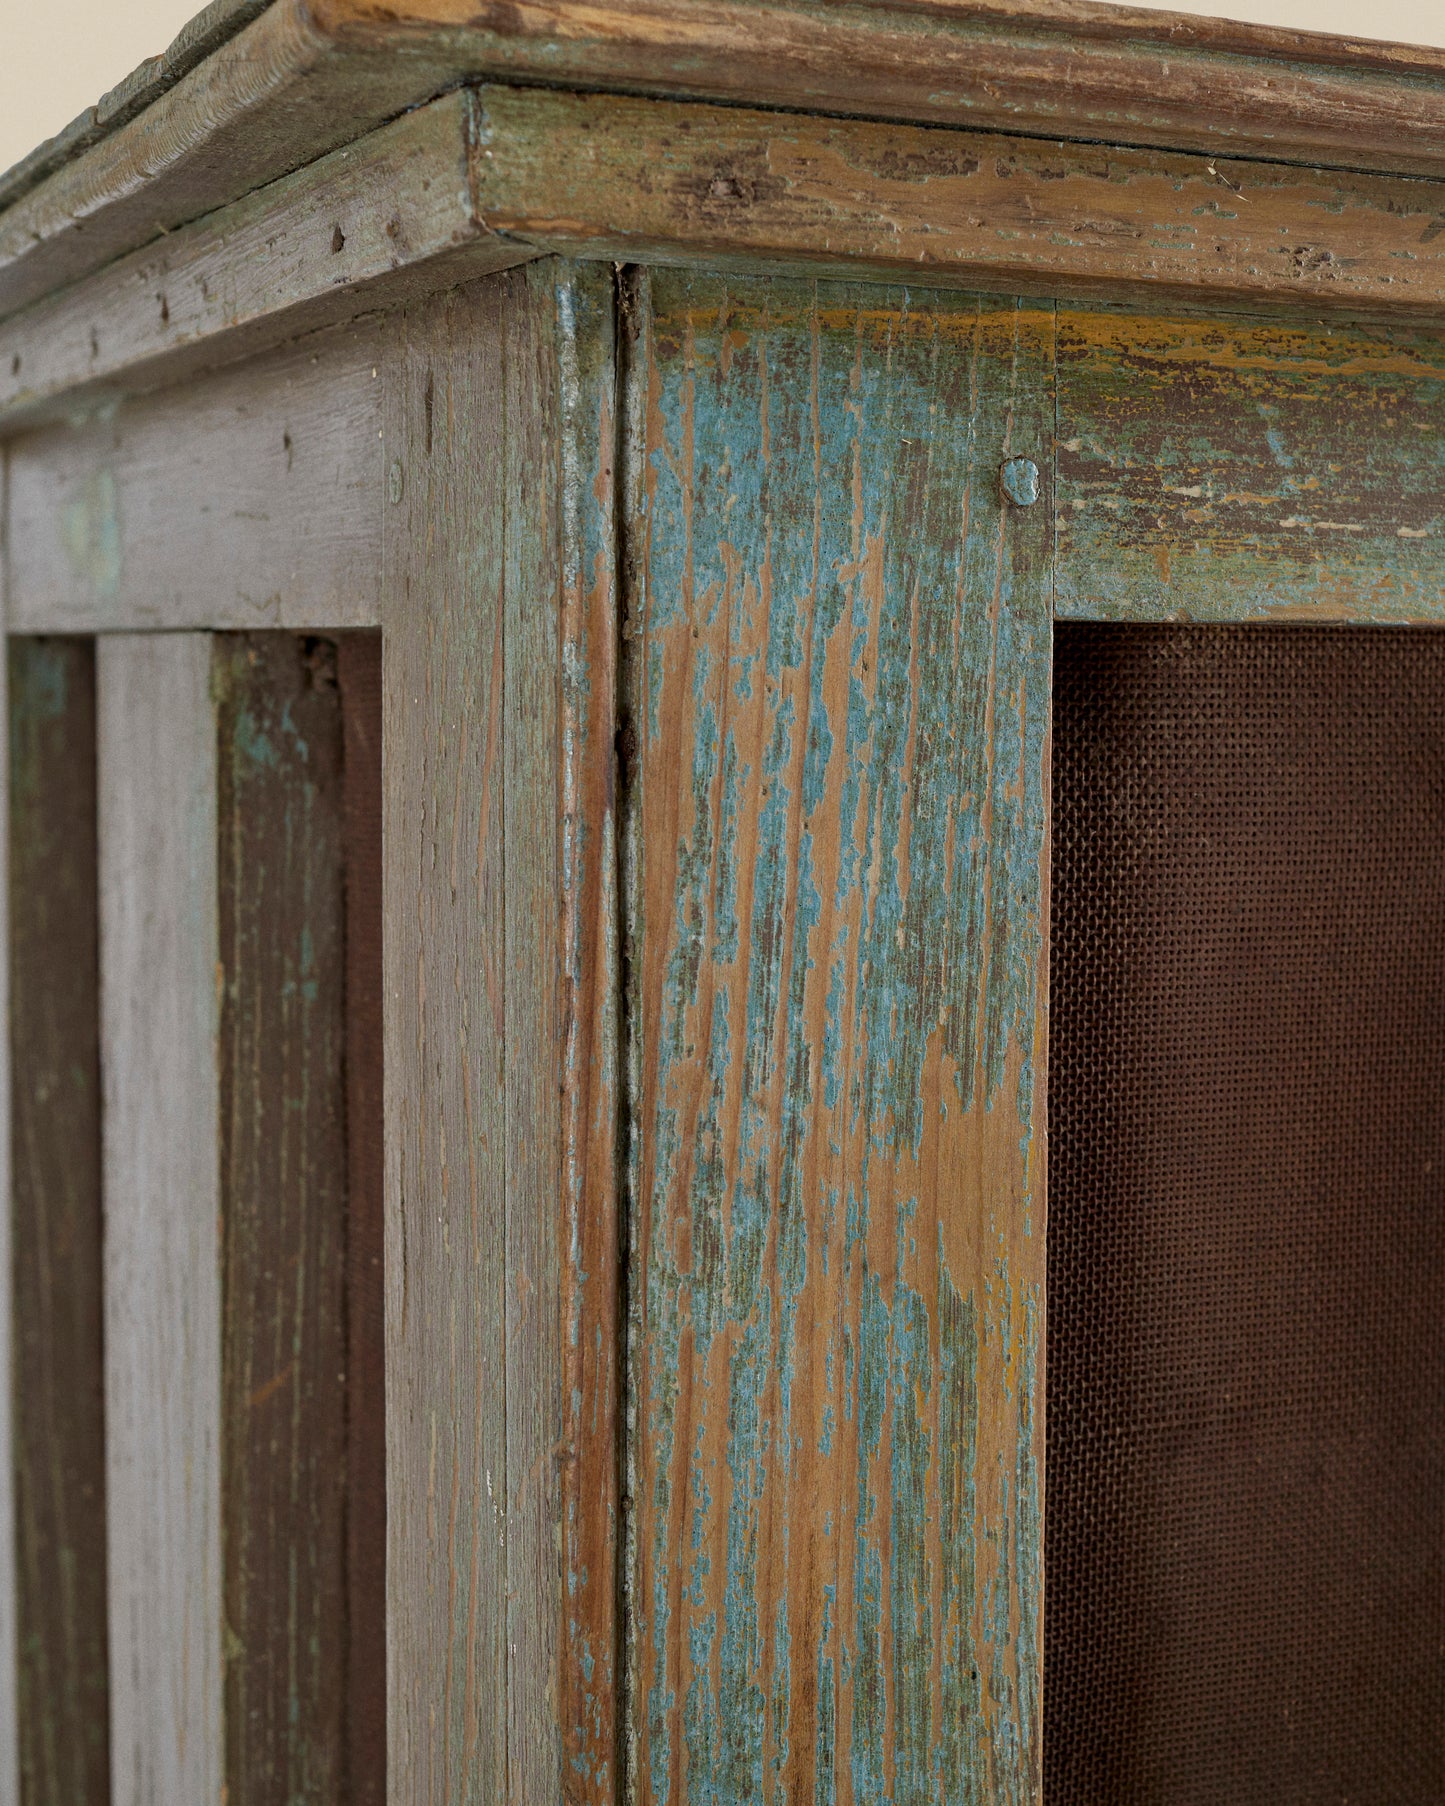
[
  {"left": 624, "top": 270, "right": 1051, "bottom": 1806},
  {"left": 554, "top": 261, "right": 623, "bottom": 1806},
  {"left": 98, "top": 633, "right": 222, "bottom": 1806},
  {"left": 214, "top": 632, "right": 351, "bottom": 1804},
  {"left": 8, "top": 639, "right": 108, "bottom": 1806},
  {"left": 469, "top": 85, "right": 1445, "bottom": 328},
  {"left": 6, "top": 318, "right": 386, "bottom": 634},
  {"left": 1055, "top": 308, "right": 1445, "bottom": 621}
]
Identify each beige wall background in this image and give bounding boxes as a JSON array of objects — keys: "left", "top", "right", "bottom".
[{"left": 0, "top": 0, "right": 1444, "bottom": 177}]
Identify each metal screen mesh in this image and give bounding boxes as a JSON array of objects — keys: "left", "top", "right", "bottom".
[{"left": 1047, "top": 623, "right": 1445, "bottom": 1804}]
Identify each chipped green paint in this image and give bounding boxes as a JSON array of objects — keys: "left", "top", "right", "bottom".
[
  {"left": 625, "top": 270, "right": 1051, "bottom": 1805},
  {"left": 1056, "top": 308, "right": 1445, "bottom": 622}
]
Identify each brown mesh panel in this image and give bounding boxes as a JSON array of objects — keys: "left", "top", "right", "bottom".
[{"left": 1047, "top": 624, "right": 1445, "bottom": 1805}]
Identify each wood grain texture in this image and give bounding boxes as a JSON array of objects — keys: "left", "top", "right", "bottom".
[
  {"left": 553, "top": 261, "right": 623, "bottom": 1805},
  {"left": 381, "top": 282, "right": 510, "bottom": 1805},
  {"left": 98, "top": 632, "right": 222, "bottom": 1806},
  {"left": 468, "top": 87, "right": 1445, "bottom": 328},
  {"left": 0, "top": 557, "right": 15, "bottom": 1806},
  {"left": 1055, "top": 308, "right": 1445, "bottom": 621},
  {"left": 8, "top": 638, "right": 109, "bottom": 1806},
  {"left": 622, "top": 270, "right": 1051, "bottom": 1806},
  {"left": 338, "top": 632, "right": 387, "bottom": 1806},
  {"left": 214, "top": 632, "right": 350, "bottom": 1804},
  {"left": 18, "top": 80, "right": 1445, "bottom": 436},
  {"left": 503, "top": 266, "right": 564, "bottom": 1806},
  {"left": 0, "top": 91, "right": 531, "bottom": 430},
  {"left": 11, "top": 0, "right": 1445, "bottom": 329},
  {"left": 6, "top": 320, "right": 386, "bottom": 634}
]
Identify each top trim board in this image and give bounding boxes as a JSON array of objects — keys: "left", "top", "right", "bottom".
[{"left": 4, "top": 0, "right": 1445, "bottom": 322}]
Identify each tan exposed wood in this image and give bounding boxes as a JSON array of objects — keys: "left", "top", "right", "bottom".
[
  {"left": 98, "top": 633, "right": 222, "bottom": 1806},
  {"left": 466, "top": 87, "right": 1445, "bottom": 325},
  {"left": 7, "top": 0, "right": 1445, "bottom": 330},
  {"left": 0, "top": 93, "right": 530, "bottom": 428},
  {"left": 5, "top": 322, "right": 386, "bottom": 632}
]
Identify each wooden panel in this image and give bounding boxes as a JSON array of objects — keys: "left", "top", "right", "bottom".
[
  {"left": 98, "top": 633, "right": 222, "bottom": 1806},
  {"left": 381, "top": 281, "right": 510, "bottom": 1803},
  {"left": 1055, "top": 309, "right": 1445, "bottom": 621},
  {"left": 6, "top": 320, "right": 385, "bottom": 634},
  {"left": 624, "top": 271, "right": 1052, "bottom": 1805},
  {"left": 214, "top": 632, "right": 350, "bottom": 1803},
  {"left": 337, "top": 632, "right": 386, "bottom": 1806},
  {"left": 553, "top": 262, "right": 622, "bottom": 1804},
  {"left": 468, "top": 86, "right": 1445, "bottom": 328},
  {"left": 8, "top": 638, "right": 108, "bottom": 1806}
]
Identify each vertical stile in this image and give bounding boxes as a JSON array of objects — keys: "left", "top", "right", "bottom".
[
  {"left": 622, "top": 272, "right": 1054, "bottom": 1804},
  {"left": 381, "top": 282, "right": 511, "bottom": 1803},
  {"left": 553, "top": 261, "right": 624, "bottom": 1806},
  {"left": 98, "top": 632, "right": 222, "bottom": 1806},
  {"left": 8, "top": 638, "right": 108, "bottom": 1806},
  {"left": 213, "top": 632, "right": 351, "bottom": 1803}
]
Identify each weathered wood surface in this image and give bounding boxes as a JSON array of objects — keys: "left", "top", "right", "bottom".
[
  {"left": 0, "top": 0, "right": 268, "bottom": 215},
  {"left": 468, "top": 87, "right": 1445, "bottom": 327},
  {"left": 337, "top": 632, "right": 387, "bottom": 1806},
  {"left": 0, "top": 92, "right": 530, "bottom": 428},
  {"left": 381, "top": 281, "right": 512, "bottom": 1804},
  {"left": 6, "top": 321, "right": 386, "bottom": 633},
  {"left": 18, "top": 81, "right": 1445, "bottom": 433},
  {"left": 9, "top": 0, "right": 1445, "bottom": 327},
  {"left": 623, "top": 270, "right": 1051, "bottom": 1805},
  {"left": 98, "top": 633, "right": 222, "bottom": 1806},
  {"left": 214, "top": 632, "right": 351, "bottom": 1804},
  {"left": 553, "top": 262, "right": 622, "bottom": 1805},
  {"left": 8, "top": 639, "right": 109, "bottom": 1806},
  {"left": 503, "top": 267, "right": 564, "bottom": 1806},
  {"left": 1055, "top": 308, "right": 1445, "bottom": 621}
]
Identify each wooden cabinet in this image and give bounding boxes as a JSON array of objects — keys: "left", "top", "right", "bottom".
[{"left": 2, "top": 3, "right": 1444, "bottom": 1801}]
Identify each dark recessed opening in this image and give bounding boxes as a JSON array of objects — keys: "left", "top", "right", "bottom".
[{"left": 1047, "top": 623, "right": 1445, "bottom": 1804}]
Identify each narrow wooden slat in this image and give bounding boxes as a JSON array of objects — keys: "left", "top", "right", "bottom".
[
  {"left": 98, "top": 632, "right": 222, "bottom": 1806},
  {"left": 381, "top": 282, "right": 509, "bottom": 1803},
  {"left": 6, "top": 320, "right": 386, "bottom": 634},
  {"left": 622, "top": 271, "right": 1053, "bottom": 1804},
  {"left": 214, "top": 631, "right": 350, "bottom": 1803},
  {"left": 8, "top": 638, "right": 108, "bottom": 1806},
  {"left": 337, "top": 632, "right": 386, "bottom": 1806},
  {"left": 1055, "top": 307, "right": 1445, "bottom": 620},
  {"left": 551, "top": 261, "right": 624, "bottom": 1805},
  {"left": 503, "top": 265, "right": 564, "bottom": 1806}
]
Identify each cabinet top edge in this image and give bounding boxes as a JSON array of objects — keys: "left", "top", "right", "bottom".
[{"left": 4, "top": 0, "right": 1445, "bottom": 327}]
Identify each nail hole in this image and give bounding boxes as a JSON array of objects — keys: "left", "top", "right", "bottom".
[{"left": 331, "top": 224, "right": 346, "bottom": 254}]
